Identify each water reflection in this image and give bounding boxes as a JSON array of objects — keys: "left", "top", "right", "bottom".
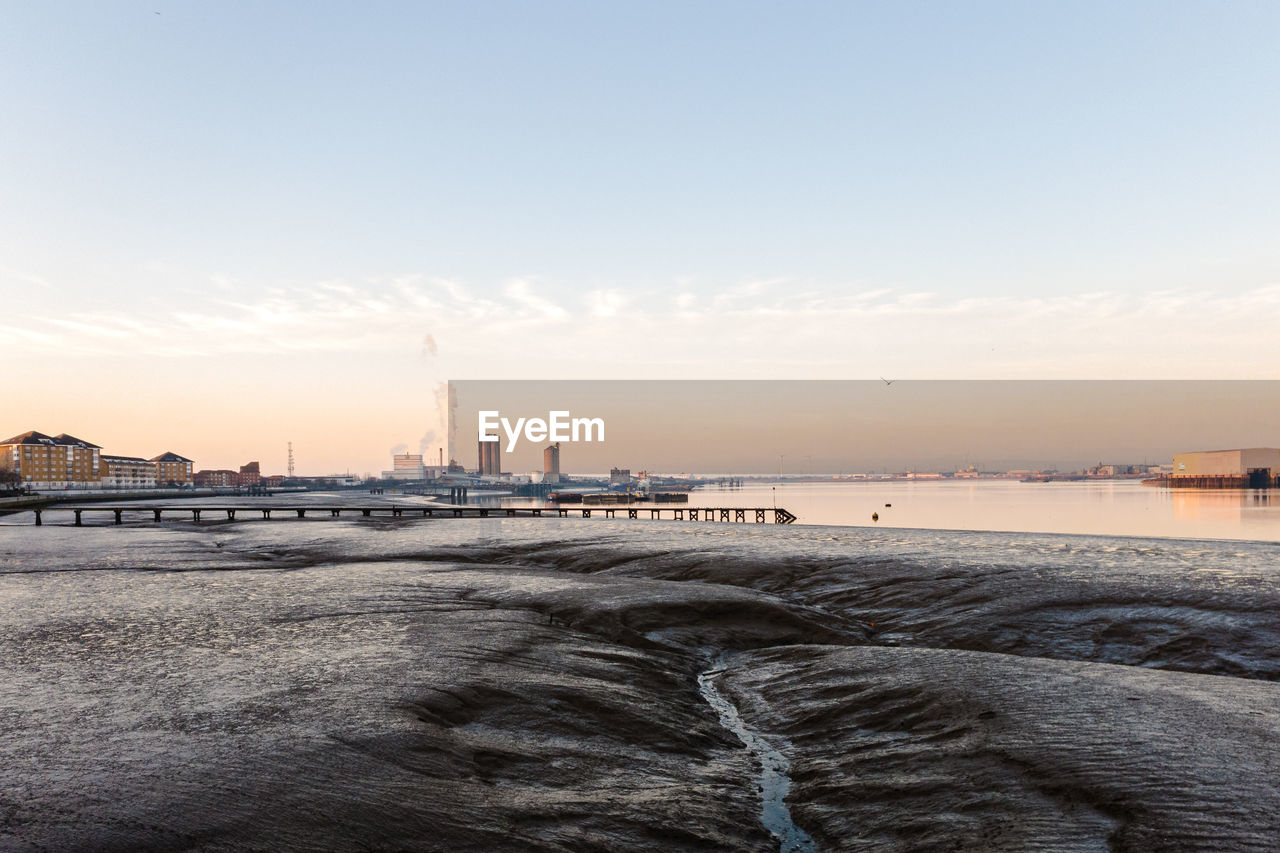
[
  {"left": 1173, "top": 489, "right": 1277, "bottom": 525},
  {"left": 488, "top": 481, "right": 1280, "bottom": 542}
]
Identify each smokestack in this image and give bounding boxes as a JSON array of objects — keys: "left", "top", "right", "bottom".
[{"left": 439, "top": 447, "right": 443, "bottom": 467}]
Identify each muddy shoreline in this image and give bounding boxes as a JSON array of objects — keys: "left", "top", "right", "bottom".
[{"left": 2, "top": 518, "right": 1278, "bottom": 850}]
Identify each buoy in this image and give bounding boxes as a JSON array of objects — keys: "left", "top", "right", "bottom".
[
  {"left": 885, "top": 503, "right": 892, "bottom": 507},
  {"left": 871, "top": 512, "right": 879, "bottom": 521}
]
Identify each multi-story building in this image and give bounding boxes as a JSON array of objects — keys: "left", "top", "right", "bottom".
[
  {"left": 381, "top": 453, "right": 447, "bottom": 481},
  {"left": 238, "top": 461, "right": 261, "bottom": 487},
  {"left": 194, "top": 469, "right": 238, "bottom": 487},
  {"left": 193, "top": 463, "right": 270, "bottom": 488},
  {"left": 543, "top": 442, "right": 561, "bottom": 485},
  {"left": 151, "top": 452, "right": 194, "bottom": 486},
  {"left": 99, "top": 455, "right": 157, "bottom": 489},
  {"left": 609, "top": 467, "right": 632, "bottom": 486},
  {"left": 387, "top": 453, "right": 423, "bottom": 480},
  {"left": 0, "top": 431, "right": 102, "bottom": 489},
  {"left": 394, "top": 453, "right": 424, "bottom": 474}
]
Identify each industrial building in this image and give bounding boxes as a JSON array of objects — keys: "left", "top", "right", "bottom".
[
  {"left": 477, "top": 440, "right": 501, "bottom": 476},
  {"left": 380, "top": 451, "right": 447, "bottom": 481},
  {"left": 1170, "top": 448, "right": 1280, "bottom": 488},
  {"left": 543, "top": 442, "right": 561, "bottom": 485}
]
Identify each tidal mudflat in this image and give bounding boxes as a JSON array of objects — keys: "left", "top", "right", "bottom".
[{"left": 2, "top": 506, "right": 1278, "bottom": 850}]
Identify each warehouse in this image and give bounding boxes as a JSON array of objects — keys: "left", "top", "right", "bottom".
[{"left": 1170, "top": 448, "right": 1280, "bottom": 488}]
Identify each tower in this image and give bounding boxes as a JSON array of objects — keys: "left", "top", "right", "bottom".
[
  {"left": 287, "top": 442, "right": 295, "bottom": 478},
  {"left": 477, "top": 439, "right": 500, "bottom": 476},
  {"left": 543, "top": 442, "right": 560, "bottom": 485}
]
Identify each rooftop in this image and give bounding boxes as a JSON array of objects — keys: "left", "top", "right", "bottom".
[
  {"left": 54, "top": 433, "right": 101, "bottom": 449},
  {"left": 1, "top": 430, "right": 57, "bottom": 445}
]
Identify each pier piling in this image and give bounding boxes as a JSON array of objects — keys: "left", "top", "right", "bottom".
[{"left": 28, "top": 504, "right": 797, "bottom": 526}]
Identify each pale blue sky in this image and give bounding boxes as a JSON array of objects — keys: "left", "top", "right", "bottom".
[
  {"left": 2, "top": 1, "right": 1279, "bottom": 471},
  {"left": 4, "top": 1, "right": 1278, "bottom": 295}
]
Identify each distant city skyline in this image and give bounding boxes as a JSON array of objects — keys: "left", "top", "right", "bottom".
[{"left": 450, "top": 381, "right": 1280, "bottom": 476}]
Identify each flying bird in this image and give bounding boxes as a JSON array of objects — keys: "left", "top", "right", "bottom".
[{"left": 880, "top": 377, "right": 895, "bottom": 386}]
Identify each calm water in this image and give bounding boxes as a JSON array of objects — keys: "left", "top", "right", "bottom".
[{"left": 496, "top": 480, "right": 1280, "bottom": 542}]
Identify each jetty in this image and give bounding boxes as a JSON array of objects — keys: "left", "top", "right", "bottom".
[{"left": 23, "top": 505, "right": 798, "bottom": 526}]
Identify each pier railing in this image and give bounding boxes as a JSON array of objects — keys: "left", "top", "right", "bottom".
[{"left": 24, "top": 505, "right": 798, "bottom": 526}]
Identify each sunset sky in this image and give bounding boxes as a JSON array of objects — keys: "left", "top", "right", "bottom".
[{"left": 3, "top": 2, "right": 1278, "bottom": 474}]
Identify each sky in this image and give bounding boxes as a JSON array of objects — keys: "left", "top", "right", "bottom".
[{"left": 2, "top": 2, "right": 1279, "bottom": 474}]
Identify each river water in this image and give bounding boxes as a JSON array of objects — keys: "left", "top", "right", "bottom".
[
  {"left": 492, "top": 479, "right": 1280, "bottom": 542},
  {"left": 2, "top": 493, "right": 1278, "bottom": 850}
]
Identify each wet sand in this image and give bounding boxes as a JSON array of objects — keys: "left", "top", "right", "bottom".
[
  {"left": 719, "top": 646, "right": 1280, "bottom": 851},
  {"left": 1, "top": 513, "right": 1278, "bottom": 850}
]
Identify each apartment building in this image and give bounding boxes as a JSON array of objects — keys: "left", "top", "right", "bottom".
[
  {"left": 238, "top": 461, "right": 261, "bottom": 486},
  {"left": 193, "top": 469, "right": 238, "bottom": 487},
  {"left": 151, "top": 452, "right": 195, "bottom": 486},
  {"left": 193, "top": 462, "right": 267, "bottom": 487},
  {"left": 0, "top": 431, "right": 102, "bottom": 489},
  {"left": 99, "top": 455, "right": 158, "bottom": 489},
  {"left": 2, "top": 430, "right": 197, "bottom": 489}
]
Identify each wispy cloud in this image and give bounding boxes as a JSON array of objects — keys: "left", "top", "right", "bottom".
[
  {"left": 2, "top": 273, "right": 1279, "bottom": 378},
  {"left": 0, "top": 267, "right": 52, "bottom": 289}
]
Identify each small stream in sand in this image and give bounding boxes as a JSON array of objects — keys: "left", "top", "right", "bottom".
[{"left": 698, "top": 659, "right": 816, "bottom": 852}]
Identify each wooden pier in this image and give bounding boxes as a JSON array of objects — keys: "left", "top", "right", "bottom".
[{"left": 25, "top": 505, "right": 797, "bottom": 526}]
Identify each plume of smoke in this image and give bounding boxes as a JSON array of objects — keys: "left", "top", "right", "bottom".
[
  {"left": 422, "top": 334, "right": 437, "bottom": 358},
  {"left": 390, "top": 443, "right": 408, "bottom": 456},
  {"left": 440, "top": 382, "right": 456, "bottom": 463},
  {"left": 415, "top": 383, "right": 453, "bottom": 459}
]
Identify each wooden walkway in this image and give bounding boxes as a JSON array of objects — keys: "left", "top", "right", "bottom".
[{"left": 27, "top": 505, "right": 798, "bottom": 526}]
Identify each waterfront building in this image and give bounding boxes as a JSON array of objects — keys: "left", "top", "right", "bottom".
[
  {"left": 0, "top": 431, "right": 102, "bottom": 489},
  {"left": 151, "top": 452, "right": 195, "bottom": 486},
  {"left": 382, "top": 453, "right": 446, "bottom": 481},
  {"left": 1171, "top": 448, "right": 1280, "bottom": 488},
  {"left": 544, "top": 442, "right": 561, "bottom": 485},
  {"left": 100, "top": 455, "right": 157, "bottom": 489},
  {"left": 477, "top": 440, "right": 500, "bottom": 476},
  {"left": 394, "top": 453, "right": 425, "bottom": 478},
  {"left": 238, "top": 461, "right": 261, "bottom": 487},
  {"left": 609, "top": 467, "right": 632, "bottom": 486},
  {"left": 194, "top": 469, "right": 238, "bottom": 487}
]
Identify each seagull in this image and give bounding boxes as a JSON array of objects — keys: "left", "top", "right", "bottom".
[{"left": 880, "top": 377, "right": 894, "bottom": 386}]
